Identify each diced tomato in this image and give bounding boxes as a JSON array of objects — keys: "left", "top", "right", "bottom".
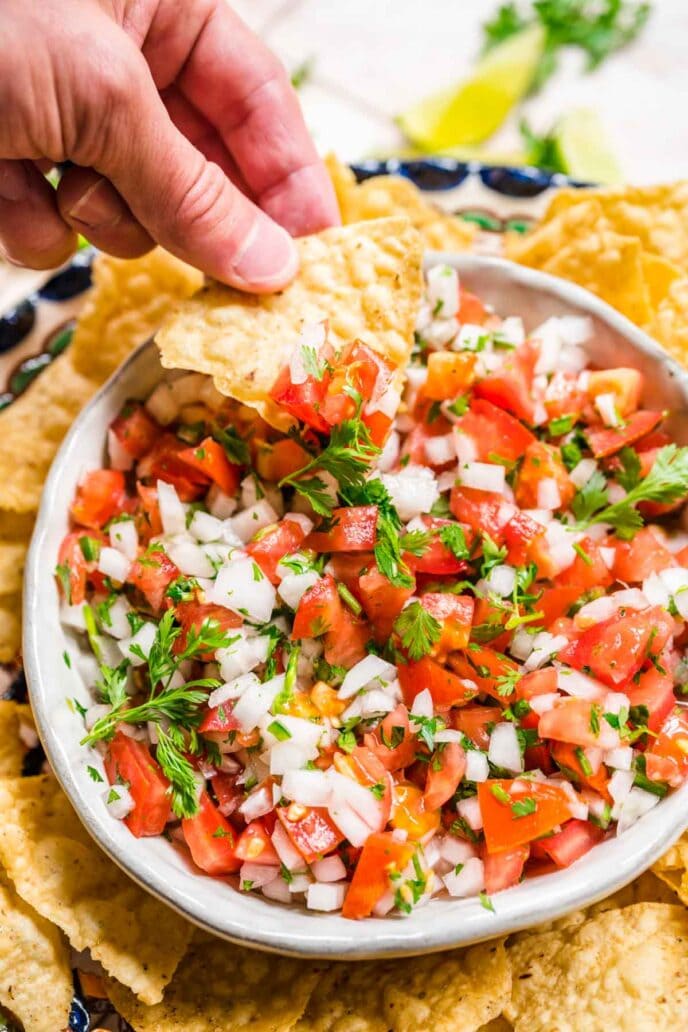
[
  {"left": 587, "top": 368, "right": 642, "bottom": 417},
  {"left": 398, "top": 656, "right": 478, "bottom": 709},
  {"left": 210, "top": 773, "right": 242, "bottom": 816},
  {"left": 448, "top": 645, "right": 519, "bottom": 702},
  {"left": 515, "top": 441, "right": 574, "bottom": 511},
  {"left": 110, "top": 402, "right": 160, "bottom": 459},
  {"left": 234, "top": 821, "right": 280, "bottom": 866},
  {"left": 418, "top": 593, "right": 474, "bottom": 656},
  {"left": 401, "top": 415, "right": 455, "bottom": 469},
  {"left": 358, "top": 563, "right": 415, "bottom": 643},
  {"left": 174, "top": 600, "right": 242, "bottom": 656},
  {"left": 255, "top": 437, "right": 310, "bottom": 482},
  {"left": 538, "top": 586, "right": 582, "bottom": 627},
  {"left": 503, "top": 510, "right": 545, "bottom": 567},
  {"left": 71, "top": 469, "right": 128, "bottom": 530},
  {"left": 470, "top": 595, "right": 511, "bottom": 651},
  {"left": 450, "top": 487, "right": 516, "bottom": 543},
  {"left": 276, "top": 805, "right": 343, "bottom": 863},
  {"left": 424, "top": 741, "right": 466, "bottom": 810},
  {"left": 342, "top": 831, "right": 415, "bottom": 920},
  {"left": 457, "top": 289, "right": 488, "bottom": 325},
  {"left": 478, "top": 779, "right": 573, "bottom": 853},
  {"left": 406, "top": 516, "right": 471, "bottom": 576},
  {"left": 474, "top": 341, "right": 538, "bottom": 424},
  {"left": 455, "top": 399, "right": 536, "bottom": 464},
  {"left": 104, "top": 733, "right": 170, "bottom": 838},
  {"left": 585, "top": 410, "right": 663, "bottom": 459},
  {"left": 307, "top": 506, "right": 378, "bottom": 552},
  {"left": 535, "top": 820, "right": 605, "bottom": 869},
  {"left": 246, "top": 518, "right": 308, "bottom": 583},
  {"left": 182, "top": 791, "right": 241, "bottom": 874},
  {"left": 323, "top": 605, "right": 370, "bottom": 669},
  {"left": 543, "top": 371, "right": 586, "bottom": 422},
  {"left": 538, "top": 698, "right": 619, "bottom": 750},
  {"left": 362, "top": 409, "right": 393, "bottom": 449},
  {"left": 390, "top": 782, "right": 441, "bottom": 840},
  {"left": 292, "top": 575, "right": 342, "bottom": 638},
  {"left": 425, "top": 351, "right": 476, "bottom": 400},
  {"left": 57, "top": 531, "right": 94, "bottom": 605},
  {"left": 177, "top": 437, "right": 241, "bottom": 496},
  {"left": 517, "top": 667, "right": 558, "bottom": 701},
  {"left": 612, "top": 528, "right": 674, "bottom": 583},
  {"left": 554, "top": 538, "right": 612, "bottom": 591},
  {"left": 135, "top": 482, "right": 163, "bottom": 542},
  {"left": 137, "top": 433, "right": 209, "bottom": 501},
  {"left": 199, "top": 699, "right": 240, "bottom": 733},
  {"left": 128, "top": 547, "right": 180, "bottom": 612},
  {"left": 452, "top": 706, "right": 502, "bottom": 749},
  {"left": 557, "top": 606, "right": 673, "bottom": 688},
  {"left": 626, "top": 666, "right": 677, "bottom": 734},
  {"left": 364, "top": 704, "right": 418, "bottom": 771},
  {"left": 483, "top": 844, "right": 529, "bottom": 893},
  {"left": 319, "top": 342, "right": 392, "bottom": 426},
  {"left": 334, "top": 745, "right": 392, "bottom": 829},
  {"left": 645, "top": 708, "right": 688, "bottom": 787},
  {"left": 551, "top": 741, "right": 611, "bottom": 800},
  {"left": 269, "top": 342, "right": 334, "bottom": 432}
]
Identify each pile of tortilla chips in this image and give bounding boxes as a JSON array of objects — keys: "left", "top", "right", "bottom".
[{"left": 2, "top": 161, "right": 688, "bottom": 1030}]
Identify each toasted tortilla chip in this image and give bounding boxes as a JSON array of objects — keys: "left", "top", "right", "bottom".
[
  {"left": 0, "top": 540, "right": 27, "bottom": 596},
  {"left": 479, "top": 1019, "right": 513, "bottom": 1032},
  {"left": 543, "top": 183, "right": 688, "bottom": 271},
  {"left": 293, "top": 959, "right": 395, "bottom": 1032},
  {"left": 157, "top": 218, "right": 423, "bottom": 430},
  {"left": 0, "top": 775, "right": 192, "bottom": 1004},
  {"left": 644, "top": 276, "right": 688, "bottom": 368},
  {"left": 70, "top": 247, "right": 203, "bottom": 382},
  {"left": 0, "top": 594, "right": 21, "bottom": 663},
  {"left": 107, "top": 932, "right": 323, "bottom": 1031},
  {"left": 0, "top": 872, "right": 73, "bottom": 1032},
  {"left": 0, "top": 700, "right": 35, "bottom": 776},
  {"left": 326, "top": 154, "right": 476, "bottom": 251},
  {"left": 653, "top": 830, "right": 688, "bottom": 904},
  {"left": 642, "top": 253, "right": 683, "bottom": 310},
  {"left": 505, "top": 903, "right": 688, "bottom": 1031}
]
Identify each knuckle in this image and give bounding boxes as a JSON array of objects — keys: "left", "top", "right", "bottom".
[{"left": 167, "top": 160, "right": 236, "bottom": 239}]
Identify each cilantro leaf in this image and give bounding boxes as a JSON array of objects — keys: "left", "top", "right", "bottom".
[
  {"left": 394, "top": 601, "right": 442, "bottom": 661},
  {"left": 616, "top": 446, "right": 642, "bottom": 491},
  {"left": 440, "top": 523, "right": 470, "bottom": 561},
  {"left": 571, "top": 469, "right": 609, "bottom": 522}
]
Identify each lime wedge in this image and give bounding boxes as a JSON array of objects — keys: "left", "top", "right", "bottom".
[
  {"left": 552, "top": 108, "right": 622, "bottom": 184},
  {"left": 398, "top": 23, "right": 546, "bottom": 150}
]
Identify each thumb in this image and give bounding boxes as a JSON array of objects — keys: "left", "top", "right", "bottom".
[{"left": 94, "top": 74, "right": 299, "bottom": 292}]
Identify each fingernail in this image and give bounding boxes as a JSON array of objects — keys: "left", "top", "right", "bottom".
[
  {"left": 230, "top": 216, "right": 299, "bottom": 290},
  {"left": 0, "top": 161, "right": 31, "bottom": 203},
  {"left": 68, "top": 177, "right": 122, "bottom": 228}
]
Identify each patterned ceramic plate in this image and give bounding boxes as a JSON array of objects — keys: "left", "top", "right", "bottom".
[{"left": 0, "top": 160, "right": 584, "bottom": 1031}]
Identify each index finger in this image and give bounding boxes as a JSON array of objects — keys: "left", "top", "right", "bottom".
[{"left": 172, "top": 4, "right": 339, "bottom": 236}]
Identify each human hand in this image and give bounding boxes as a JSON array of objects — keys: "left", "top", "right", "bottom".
[{"left": 0, "top": 0, "right": 339, "bottom": 290}]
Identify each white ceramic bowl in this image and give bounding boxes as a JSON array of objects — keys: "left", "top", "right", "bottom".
[{"left": 25, "top": 255, "right": 688, "bottom": 959}]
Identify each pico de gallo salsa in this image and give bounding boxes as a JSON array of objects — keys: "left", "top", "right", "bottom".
[{"left": 58, "top": 262, "right": 688, "bottom": 919}]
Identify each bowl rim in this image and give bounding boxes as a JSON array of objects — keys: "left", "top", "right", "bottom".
[{"left": 24, "top": 253, "right": 688, "bottom": 959}]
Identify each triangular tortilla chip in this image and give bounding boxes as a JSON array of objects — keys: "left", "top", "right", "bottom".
[{"left": 156, "top": 217, "right": 423, "bottom": 430}]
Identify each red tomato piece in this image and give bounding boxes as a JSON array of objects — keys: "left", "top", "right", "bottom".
[
  {"left": 645, "top": 709, "right": 688, "bottom": 787},
  {"left": 246, "top": 518, "right": 308, "bottom": 583},
  {"left": 291, "top": 574, "right": 343, "bottom": 638},
  {"left": 71, "top": 469, "right": 128, "bottom": 530},
  {"left": 342, "top": 832, "right": 415, "bottom": 920},
  {"left": 358, "top": 563, "right": 415, "bottom": 643},
  {"left": 178, "top": 437, "right": 241, "bottom": 496},
  {"left": 483, "top": 844, "right": 529, "bottom": 893},
  {"left": 333, "top": 745, "right": 393, "bottom": 829},
  {"left": 587, "top": 368, "right": 643, "bottom": 417},
  {"left": 554, "top": 538, "right": 612, "bottom": 591},
  {"left": 557, "top": 606, "right": 673, "bottom": 688},
  {"left": 517, "top": 667, "right": 558, "bottom": 701},
  {"left": 182, "top": 791, "right": 241, "bottom": 874},
  {"left": 550, "top": 741, "right": 611, "bottom": 800},
  {"left": 515, "top": 441, "right": 574, "bottom": 511},
  {"left": 450, "top": 486, "right": 516, "bottom": 543},
  {"left": 458, "top": 288, "right": 488, "bottom": 324},
  {"left": 448, "top": 645, "right": 519, "bottom": 702},
  {"left": 364, "top": 704, "right": 418, "bottom": 771},
  {"left": 503, "top": 510, "right": 545, "bottom": 567},
  {"left": 307, "top": 506, "right": 378, "bottom": 552},
  {"left": 199, "top": 699, "right": 240, "bottom": 734},
  {"left": 110, "top": 402, "right": 160, "bottom": 459},
  {"left": 323, "top": 605, "right": 370, "bottom": 669},
  {"left": 543, "top": 371, "right": 586, "bottom": 422},
  {"left": 104, "top": 733, "right": 171, "bottom": 838},
  {"left": 424, "top": 741, "right": 466, "bottom": 810},
  {"left": 538, "top": 585, "right": 582, "bottom": 628},
  {"left": 269, "top": 343, "right": 334, "bottom": 432},
  {"left": 418, "top": 593, "right": 474, "bottom": 655},
  {"left": 211, "top": 773, "right": 242, "bottom": 817},
  {"left": 319, "top": 342, "right": 392, "bottom": 426},
  {"left": 538, "top": 698, "right": 619, "bottom": 750},
  {"left": 585, "top": 410, "right": 663, "bottom": 458},
  {"left": 174, "top": 600, "right": 242, "bottom": 657},
  {"left": 452, "top": 706, "right": 503, "bottom": 749},
  {"left": 234, "top": 821, "right": 280, "bottom": 866},
  {"left": 478, "top": 779, "right": 573, "bottom": 853},
  {"left": 425, "top": 351, "right": 477, "bottom": 401},
  {"left": 128, "top": 547, "right": 180, "bottom": 612},
  {"left": 276, "top": 805, "right": 344, "bottom": 863},
  {"left": 398, "top": 656, "right": 478, "bottom": 709},
  {"left": 612, "top": 528, "right": 674, "bottom": 583},
  {"left": 455, "top": 398, "right": 536, "bottom": 464},
  {"left": 255, "top": 437, "right": 310, "bottom": 482},
  {"left": 135, "top": 482, "right": 163, "bottom": 542},
  {"left": 626, "top": 666, "right": 677, "bottom": 734},
  {"left": 533, "top": 819, "right": 604, "bottom": 868},
  {"left": 56, "top": 530, "right": 99, "bottom": 605},
  {"left": 137, "top": 433, "right": 209, "bottom": 501},
  {"left": 406, "top": 516, "right": 471, "bottom": 576},
  {"left": 474, "top": 342, "right": 538, "bottom": 424}
]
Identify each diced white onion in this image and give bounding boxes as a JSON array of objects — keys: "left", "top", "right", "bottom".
[
  {"left": 488, "top": 723, "right": 523, "bottom": 774},
  {"left": 166, "top": 538, "right": 216, "bottom": 579},
  {"left": 605, "top": 746, "right": 633, "bottom": 771},
  {"left": 189, "top": 510, "right": 223, "bottom": 543},
  {"left": 238, "top": 782, "right": 275, "bottom": 822},
  {"left": 456, "top": 323, "right": 486, "bottom": 350},
  {"left": 281, "top": 770, "right": 332, "bottom": 808},
  {"left": 107, "top": 428, "right": 134, "bottom": 471},
  {"left": 60, "top": 602, "right": 87, "bottom": 631},
  {"left": 536, "top": 478, "right": 561, "bottom": 510},
  {"left": 510, "top": 626, "right": 535, "bottom": 661},
  {"left": 642, "top": 572, "right": 671, "bottom": 608},
  {"left": 269, "top": 742, "right": 313, "bottom": 775},
  {"left": 456, "top": 795, "right": 484, "bottom": 831},
  {"left": 443, "top": 857, "right": 485, "bottom": 898},
  {"left": 616, "top": 786, "right": 660, "bottom": 834},
  {"left": 607, "top": 482, "right": 627, "bottom": 504},
  {"left": 556, "top": 779, "right": 588, "bottom": 821},
  {"left": 216, "top": 633, "right": 270, "bottom": 681},
  {"left": 486, "top": 564, "right": 516, "bottom": 598},
  {"left": 599, "top": 546, "right": 616, "bottom": 569},
  {"left": 555, "top": 666, "right": 606, "bottom": 700},
  {"left": 458, "top": 462, "right": 505, "bottom": 494},
  {"left": 232, "top": 674, "right": 284, "bottom": 731},
  {"left": 465, "top": 750, "right": 489, "bottom": 783},
  {"left": 170, "top": 372, "right": 205, "bottom": 407},
  {"left": 378, "top": 431, "right": 400, "bottom": 473},
  {"left": 211, "top": 556, "right": 276, "bottom": 622},
  {"left": 427, "top": 264, "right": 460, "bottom": 319},
  {"left": 339, "top": 655, "right": 398, "bottom": 701},
  {"left": 453, "top": 429, "right": 478, "bottom": 465},
  {"left": 97, "top": 547, "right": 131, "bottom": 584},
  {"left": 262, "top": 876, "right": 292, "bottom": 903},
  {"left": 311, "top": 855, "right": 347, "bottom": 883},
  {"left": 424, "top": 433, "right": 456, "bottom": 467},
  {"left": 157, "top": 480, "right": 186, "bottom": 536},
  {"left": 145, "top": 382, "right": 178, "bottom": 425},
  {"left": 240, "top": 863, "right": 279, "bottom": 889},
  {"left": 529, "top": 692, "right": 560, "bottom": 715},
  {"left": 207, "top": 486, "right": 238, "bottom": 520},
  {"left": 574, "top": 595, "right": 617, "bottom": 628},
  {"left": 306, "top": 882, "right": 347, "bottom": 912},
  {"left": 102, "top": 596, "right": 134, "bottom": 639},
  {"left": 605, "top": 692, "right": 630, "bottom": 715},
  {"left": 609, "top": 769, "right": 635, "bottom": 815},
  {"left": 118, "top": 621, "right": 156, "bottom": 666},
  {"left": 410, "top": 688, "right": 434, "bottom": 718},
  {"left": 439, "top": 836, "right": 477, "bottom": 865},
  {"left": 381, "top": 466, "right": 440, "bottom": 521},
  {"left": 594, "top": 392, "right": 621, "bottom": 427},
  {"left": 523, "top": 632, "right": 568, "bottom": 671},
  {"left": 109, "top": 519, "right": 138, "bottom": 560},
  {"left": 544, "top": 521, "right": 577, "bottom": 575},
  {"left": 278, "top": 571, "right": 320, "bottom": 610},
  {"left": 426, "top": 316, "right": 459, "bottom": 349},
  {"left": 103, "top": 784, "right": 134, "bottom": 820},
  {"left": 271, "top": 823, "right": 306, "bottom": 873},
  {"left": 208, "top": 671, "right": 260, "bottom": 709},
  {"left": 230, "top": 500, "right": 280, "bottom": 544},
  {"left": 288, "top": 873, "right": 312, "bottom": 894},
  {"left": 569, "top": 458, "right": 598, "bottom": 489},
  {"left": 85, "top": 703, "right": 111, "bottom": 732}
]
